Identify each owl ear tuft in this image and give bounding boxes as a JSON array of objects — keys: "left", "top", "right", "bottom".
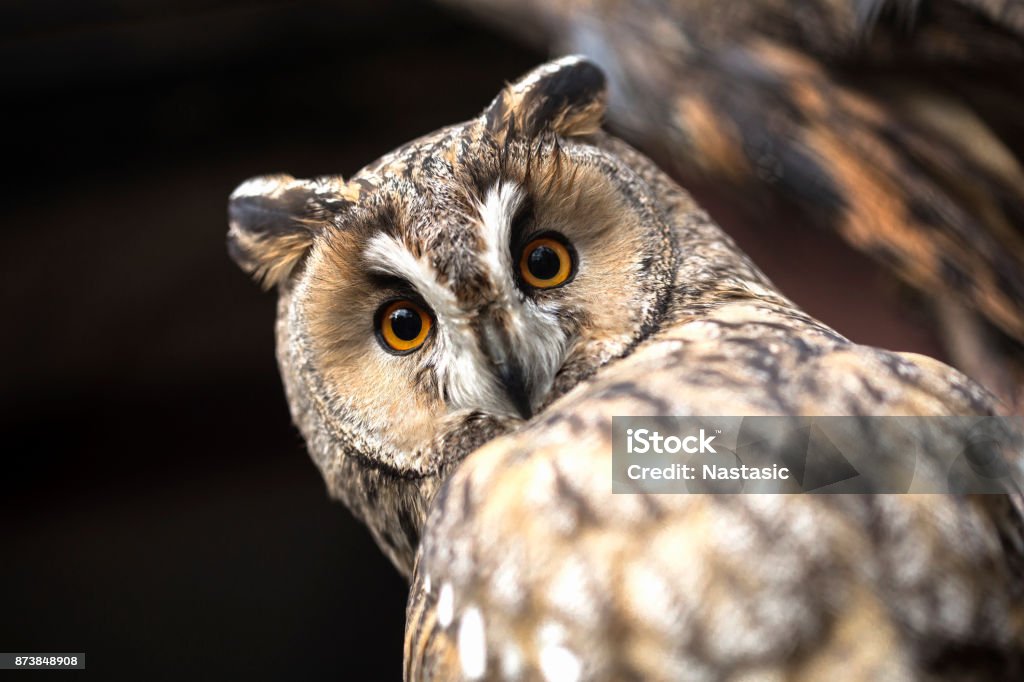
[
  {"left": 227, "top": 174, "right": 350, "bottom": 288},
  {"left": 483, "top": 56, "right": 607, "bottom": 140}
]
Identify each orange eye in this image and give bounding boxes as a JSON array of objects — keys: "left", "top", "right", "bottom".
[
  {"left": 377, "top": 300, "right": 432, "bottom": 354},
  {"left": 519, "top": 235, "right": 574, "bottom": 289}
]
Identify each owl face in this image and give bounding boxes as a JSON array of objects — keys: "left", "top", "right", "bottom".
[{"left": 228, "top": 57, "right": 676, "bottom": 568}]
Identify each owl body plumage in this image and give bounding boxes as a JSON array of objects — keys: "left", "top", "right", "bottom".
[{"left": 229, "top": 57, "right": 1024, "bottom": 679}]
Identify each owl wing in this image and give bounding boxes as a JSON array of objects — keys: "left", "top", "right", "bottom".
[
  {"left": 405, "top": 300, "right": 1024, "bottom": 680},
  {"left": 441, "top": 0, "right": 1024, "bottom": 408}
]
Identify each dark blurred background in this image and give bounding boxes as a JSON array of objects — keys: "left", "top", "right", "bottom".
[{"left": 0, "top": 1, "right": 942, "bottom": 680}]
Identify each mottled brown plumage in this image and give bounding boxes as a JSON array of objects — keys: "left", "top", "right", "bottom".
[
  {"left": 228, "top": 58, "right": 1023, "bottom": 679},
  {"left": 442, "top": 0, "right": 1024, "bottom": 410}
]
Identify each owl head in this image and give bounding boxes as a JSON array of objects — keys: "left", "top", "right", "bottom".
[{"left": 228, "top": 57, "right": 681, "bottom": 574}]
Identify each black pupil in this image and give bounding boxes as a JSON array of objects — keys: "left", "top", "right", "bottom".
[
  {"left": 390, "top": 308, "right": 422, "bottom": 341},
  {"left": 527, "top": 245, "right": 561, "bottom": 280}
]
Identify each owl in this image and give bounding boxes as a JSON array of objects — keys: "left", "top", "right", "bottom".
[{"left": 228, "top": 58, "right": 1024, "bottom": 680}]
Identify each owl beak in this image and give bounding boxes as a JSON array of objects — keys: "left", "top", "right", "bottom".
[
  {"left": 480, "top": 318, "right": 534, "bottom": 420},
  {"left": 497, "top": 359, "right": 534, "bottom": 420}
]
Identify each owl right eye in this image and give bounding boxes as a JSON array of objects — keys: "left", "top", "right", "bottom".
[
  {"left": 518, "top": 233, "right": 575, "bottom": 290},
  {"left": 376, "top": 299, "right": 433, "bottom": 354}
]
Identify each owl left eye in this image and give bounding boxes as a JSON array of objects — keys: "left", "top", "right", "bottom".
[
  {"left": 518, "top": 234, "right": 575, "bottom": 289},
  {"left": 376, "top": 299, "right": 433, "bottom": 354}
]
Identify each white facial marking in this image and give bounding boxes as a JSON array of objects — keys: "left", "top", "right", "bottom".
[
  {"left": 458, "top": 606, "right": 487, "bottom": 680},
  {"left": 436, "top": 329, "right": 508, "bottom": 417},
  {"left": 540, "top": 644, "right": 581, "bottom": 682},
  {"left": 437, "top": 582, "right": 454, "bottom": 628},
  {"left": 473, "top": 182, "right": 569, "bottom": 413},
  {"left": 478, "top": 182, "right": 522, "bottom": 296},
  {"left": 363, "top": 233, "right": 459, "bottom": 319},
  {"left": 422, "top": 573, "right": 431, "bottom": 595}
]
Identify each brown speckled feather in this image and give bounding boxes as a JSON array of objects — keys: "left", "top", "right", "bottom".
[{"left": 404, "top": 134, "right": 1024, "bottom": 680}]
